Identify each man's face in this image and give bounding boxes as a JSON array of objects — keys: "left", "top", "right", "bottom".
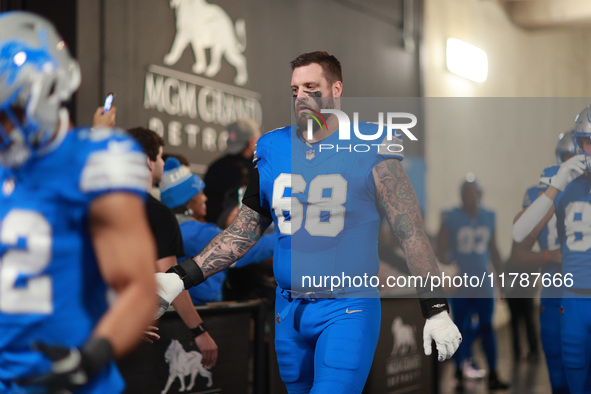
[
  {"left": 151, "top": 146, "right": 165, "bottom": 185},
  {"left": 461, "top": 183, "right": 481, "bottom": 210},
  {"left": 581, "top": 138, "right": 591, "bottom": 154},
  {"left": 291, "top": 63, "right": 341, "bottom": 131}
]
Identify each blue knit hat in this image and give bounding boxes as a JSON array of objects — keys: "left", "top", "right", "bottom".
[{"left": 160, "top": 158, "right": 205, "bottom": 209}]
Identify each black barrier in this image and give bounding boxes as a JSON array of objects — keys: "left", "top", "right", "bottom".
[
  {"left": 118, "top": 299, "right": 268, "bottom": 394},
  {"left": 364, "top": 298, "right": 437, "bottom": 394},
  {"left": 118, "top": 298, "right": 436, "bottom": 394}
]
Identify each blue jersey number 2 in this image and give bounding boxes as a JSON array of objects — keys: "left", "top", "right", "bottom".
[{"left": 0, "top": 210, "right": 52, "bottom": 314}]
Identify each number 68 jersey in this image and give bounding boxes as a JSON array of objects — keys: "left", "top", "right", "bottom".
[
  {"left": 254, "top": 124, "right": 403, "bottom": 293},
  {"left": 0, "top": 128, "right": 148, "bottom": 388}
]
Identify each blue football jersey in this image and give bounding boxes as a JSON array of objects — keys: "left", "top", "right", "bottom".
[
  {"left": 442, "top": 207, "right": 495, "bottom": 277},
  {"left": 256, "top": 123, "right": 403, "bottom": 293},
  {"left": 0, "top": 127, "right": 148, "bottom": 392},
  {"left": 554, "top": 174, "right": 591, "bottom": 291},
  {"left": 522, "top": 185, "right": 540, "bottom": 210}
]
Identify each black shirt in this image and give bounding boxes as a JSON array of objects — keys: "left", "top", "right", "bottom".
[
  {"left": 203, "top": 154, "right": 252, "bottom": 223},
  {"left": 146, "top": 194, "right": 185, "bottom": 259},
  {"left": 242, "top": 167, "right": 272, "bottom": 219}
]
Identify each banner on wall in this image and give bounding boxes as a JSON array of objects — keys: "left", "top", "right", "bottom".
[{"left": 141, "top": 0, "right": 263, "bottom": 167}]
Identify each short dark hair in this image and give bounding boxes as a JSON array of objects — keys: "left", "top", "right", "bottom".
[
  {"left": 126, "top": 127, "right": 164, "bottom": 162},
  {"left": 290, "top": 51, "right": 342, "bottom": 85}
]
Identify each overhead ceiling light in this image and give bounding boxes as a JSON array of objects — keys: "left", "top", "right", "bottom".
[{"left": 446, "top": 38, "right": 488, "bottom": 83}]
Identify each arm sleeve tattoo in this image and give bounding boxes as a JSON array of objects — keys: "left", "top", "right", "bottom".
[
  {"left": 373, "top": 159, "right": 441, "bottom": 279},
  {"left": 193, "top": 204, "right": 273, "bottom": 278}
]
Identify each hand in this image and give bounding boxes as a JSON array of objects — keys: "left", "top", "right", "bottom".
[
  {"left": 92, "top": 106, "right": 117, "bottom": 128},
  {"left": 155, "top": 272, "right": 185, "bottom": 319},
  {"left": 16, "top": 338, "right": 112, "bottom": 393},
  {"left": 423, "top": 311, "right": 462, "bottom": 362},
  {"left": 541, "top": 155, "right": 586, "bottom": 191},
  {"left": 194, "top": 332, "right": 218, "bottom": 367},
  {"left": 142, "top": 326, "right": 161, "bottom": 343}
]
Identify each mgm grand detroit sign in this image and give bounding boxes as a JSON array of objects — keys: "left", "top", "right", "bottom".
[{"left": 143, "top": 0, "right": 262, "bottom": 166}]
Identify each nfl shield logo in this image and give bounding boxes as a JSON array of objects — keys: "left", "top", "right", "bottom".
[
  {"left": 2, "top": 179, "right": 14, "bottom": 196},
  {"left": 306, "top": 150, "right": 315, "bottom": 160}
]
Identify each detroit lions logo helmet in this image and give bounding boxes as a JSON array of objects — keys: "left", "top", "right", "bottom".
[
  {"left": 0, "top": 11, "right": 80, "bottom": 167},
  {"left": 555, "top": 129, "right": 576, "bottom": 165},
  {"left": 573, "top": 106, "right": 591, "bottom": 171}
]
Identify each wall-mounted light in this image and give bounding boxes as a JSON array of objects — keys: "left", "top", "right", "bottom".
[{"left": 446, "top": 38, "right": 488, "bottom": 83}]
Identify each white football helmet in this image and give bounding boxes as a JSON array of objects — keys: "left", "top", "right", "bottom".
[
  {"left": 573, "top": 106, "right": 591, "bottom": 170},
  {"left": 0, "top": 11, "right": 80, "bottom": 167},
  {"left": 555, "top": 130, "right": 576, "bottom": 165}
]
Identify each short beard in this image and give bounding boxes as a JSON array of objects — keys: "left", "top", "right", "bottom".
[{"left": 295, "top": 97, "right": 335, "bottom": 133}]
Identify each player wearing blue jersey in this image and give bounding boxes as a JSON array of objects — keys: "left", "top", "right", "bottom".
[
  {"left": 157, "top": 51, "right": 461, "bottom": 393},
  {"left": 0, "top": 12, "right": 158, "bottom": 393},
  {"left": 513, "top": 108, "right": 591, "bottom": 393},
  {"left": 510, "top": 132, "right": 575, "bottom": 394},
  {"left": 437, "top": 177, "right": 509, "bottom": 390}
]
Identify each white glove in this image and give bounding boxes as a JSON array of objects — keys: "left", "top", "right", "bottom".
[
  {"left": 542, "top": 155, "right": 586, "bottom": 191},
  {"left": 423, "top": 311, "right": 462, "bottom": 362},
  {"left": 154, "top": 272, "right": 184, "bottom": 319}
]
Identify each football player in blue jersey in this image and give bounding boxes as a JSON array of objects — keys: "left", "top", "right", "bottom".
[
  {"left": 158, "top": 51, "right": 461, "bottom": 393},
  {"left": 513, "top": 108, "right": 591, "bottom": 393},
  {"left": 510, "top": 130, "right": 575, "bottom": 394},
  {"left": 437, "top": 176, "right": 510, "bottom": 390},
  {"left": 0, "top": 12, "right": 159, "bottom": 393}
]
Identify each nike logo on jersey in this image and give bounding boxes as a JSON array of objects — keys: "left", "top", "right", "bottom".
[{"left": 346, "top": 308, "right": 363, "bottom": 314}]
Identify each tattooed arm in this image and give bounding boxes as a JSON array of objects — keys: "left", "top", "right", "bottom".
[
  {"left": 373, "top": 160, "right": 460, "bottom": 360},
  {"left": 193, "top": 204, "right": 273, "bottom": 278},
  {"left": 155, "top": 205, "right": 272, "bottom": 318},
  {"left": 373, "top": 159, "right": 441, "bottom": 279}
]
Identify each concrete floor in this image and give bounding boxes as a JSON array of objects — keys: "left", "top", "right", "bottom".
[{"left": 438, "top": 323, "right": 552, "bottom": 394}]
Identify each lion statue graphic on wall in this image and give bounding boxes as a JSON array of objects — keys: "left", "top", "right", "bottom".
[
  {"left": 161, "top": 339, "right": 213, "bottom": 394},
  {"left": 391, "top": 317, "right": 417, "bottom": 356},
  {"left": 164, "top": 0, "right": 248, "bottom": 86}
]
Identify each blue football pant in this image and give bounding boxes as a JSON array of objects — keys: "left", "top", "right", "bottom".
[
  {"left": 540, "top": 297, "right": 569, "bottom": 393},
  {"left": 450, "top": 297, "right": 497, "bottom": 370},
  {"left": 274, "top": 289, "right": 381, "bottom": 394},
  {"left": 561, "top": 297, "right": 591, "bottom": 394}
]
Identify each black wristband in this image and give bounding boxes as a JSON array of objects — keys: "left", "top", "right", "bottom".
[
  {"left": 191, "top": 323, "right": 207, "bottom": 338},
  {"left": 416, "top": 283, "right": 450, "bottom": 318},
  {"left": 81, "top": 337, "right": 113, "bottom": 378},
  {"left": 166, "top": 258, "right": 205, "bottom": 290},
  {"left": 419, "top": 298, "right": 450, "bottom": 319}
]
